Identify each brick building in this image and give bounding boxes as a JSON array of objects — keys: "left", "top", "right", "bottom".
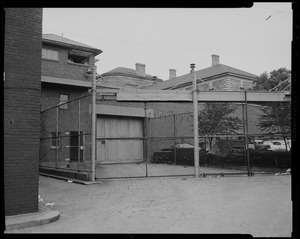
[
  {"left": 39, "top": 35, "right": 266, "bottom": 179},
  {"left": 98, "top": 63, "right": 163, "bottom": 89},
  {"left": 4, "top": 8, "right": 43, "bottom": 216},
  {"left": 40, "top": 35, "right": 168, "bottom": 170},
  {"left": 94, "top": 55, "right": 263, "bottom": 165},
  {"left": 39, "top": 34, "right": 102, "bottom": 178},
  {"left": 41, "top": 33, "right": 103, "bottom": 110},
  {"left": 143, "top": 54, "right": 258, "bottom": 91}
]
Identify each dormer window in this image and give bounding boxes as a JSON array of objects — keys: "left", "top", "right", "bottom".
[{"left": 68, "top": 49, "right": 91, "bottom": 65}]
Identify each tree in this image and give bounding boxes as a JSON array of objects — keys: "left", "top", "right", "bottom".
[
  {"left": 258, "top": 102, "right": 291, "bottom": 151},
  {"left": 198, "top": 103, "right": 243, "bottom": 148},
  {"left": 253, "top": 67, "right": 291, "bottom": 91}
]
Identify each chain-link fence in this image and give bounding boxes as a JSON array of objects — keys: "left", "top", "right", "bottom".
[
  {"left": 40, "top": 92, "right": 291, "bottom": 180},
  {"left": 40, "top": 93, "right": 93, "bottom": 177},
  {"left": 147, "top": 102, "right": 291, "bottom": 177},
  {"left": 95, "top": 100, "right": 291, "bottom": 179},
  {"left": 146, "top": 103, "right": 250, "bottom": 177}
]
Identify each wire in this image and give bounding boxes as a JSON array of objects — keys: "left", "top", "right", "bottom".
[
  {"left": 266, "top": 11, "right": 284, "bottom": 21},
  {"left": 254, "top": 4, "right": 291, "bottom": 15}
]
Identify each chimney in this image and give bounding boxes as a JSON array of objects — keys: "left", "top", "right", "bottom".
[
  {"left": 135, "top": 63, "right": 146, "bottom": 76},
  {"left": 211, "top": 54, "right": 220, "bottom": 66},
  {"left": 152, "top": 76, "right": 158, "bottom": 84},
  {"left": 169, "top": 69, "right": 176, "bottom": 79}
]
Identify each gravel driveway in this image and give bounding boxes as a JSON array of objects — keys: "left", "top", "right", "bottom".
[{"left": 8, "top": 174, "right": 292, "bottom": 236}]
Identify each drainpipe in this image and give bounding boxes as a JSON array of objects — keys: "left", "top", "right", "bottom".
[
  {"left": 191, "top": 64, "right": 199, "bottom": 179},
  {"left": 91, "top": 66, "right": 97, "bottom": 181}
]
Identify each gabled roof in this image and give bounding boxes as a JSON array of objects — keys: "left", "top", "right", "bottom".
[
  {"left": 42, "top": 34, "right": 102, "bottom": 55},
  {"left": 144, "top": 64, "right": 258, "bottom": 90}
]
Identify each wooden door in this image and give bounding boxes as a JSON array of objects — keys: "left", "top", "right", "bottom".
[{"left": 96, "top": 116, "right": 143, "bottom": 163}]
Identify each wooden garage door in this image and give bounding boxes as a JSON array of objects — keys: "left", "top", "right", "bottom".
[{"left": 96, "top": 116, "right": 143, "bottom": 163}]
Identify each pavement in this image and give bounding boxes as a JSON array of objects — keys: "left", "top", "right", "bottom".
[
  {"left": 3, "top": 164, "right": 247, "bottom": 232},
  {"left": 4, "top": 173, "right": 103, "bottom": 232},
  {"left": 4, "top": 165, "right": 291, "bottom": 234},
  {"left": 5, "top": 203, "right": 60, "bottom": 232},
  {"left": 5, "top": 174, "right": 292, "bottom": 236}
]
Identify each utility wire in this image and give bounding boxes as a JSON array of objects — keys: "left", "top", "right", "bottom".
[{"left": 266, "top": 11, "right": 284, "bottom": 20}]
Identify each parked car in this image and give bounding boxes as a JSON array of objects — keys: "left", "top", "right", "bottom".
[
  {"left": 254, "top": 140, "right": 271, "bottom": 151},
  {"left": 152, "top": 143, "right": 207, "bottom": 165},
  {"left": 262, "top": 140, "right": 291, "bottom": 151},
  {"left": 207, "top": 139, "right": 291, "bottom": 168}
]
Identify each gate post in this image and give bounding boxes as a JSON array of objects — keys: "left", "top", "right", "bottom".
[
  {"left": 56, "top": 106, "right": 59, "bottom": 169},
  {"left": 241, "top": 89, "right": 251, "bottom": 176},
  {"left": 78, "top": 99, "right": 81, "bottom": 172},
  {"left": 91, "top": 66, "right": 96, "bottom": 181},
  {"left": 173, "top": 114, "right": 177, "bottom": 165},
  {"left": 191, "top": 64, "right": 199, "bottom": 179},
  {"left": 144, "top": 102, "right": 148, "bottom": 177}
]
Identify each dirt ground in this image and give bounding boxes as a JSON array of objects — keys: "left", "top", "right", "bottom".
[{"left": 8, "top": 174, "right": 292, "bottom": 236}]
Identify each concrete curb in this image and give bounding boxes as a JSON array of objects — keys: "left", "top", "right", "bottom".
[
  {"left": 5, "top": 204, "right": 60, "bottom": 231},
  {"left": 39, "top": 173, "right": 102, "bottom": 185}
]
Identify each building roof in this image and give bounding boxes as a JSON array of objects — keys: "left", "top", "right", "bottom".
[
  {"left": 42, "top": 34, "right": 102, "bottom": 55},
  {"left": 101, "top": 67, "right": 163, "bottom": 82},
  {"left": 105, "top": 67, "right": 146, "bottom": 76},
  {"left": 144, "top": 63, "right": 258, "bottom": 90}
]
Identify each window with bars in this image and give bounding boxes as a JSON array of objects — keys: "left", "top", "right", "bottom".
[{"left": 51, "top": 132, "right": 61, "bottom": 148}]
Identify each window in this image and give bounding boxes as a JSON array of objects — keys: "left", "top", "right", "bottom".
[
  {"left": 51, "top": 132, "right": 60, "bottom": 148},
  {"left": 68, "top": 49, "right": 91, "bottom": 65},
  {"left": 42, "top": 48, "right": 59, "bottom": 61},
  {"left": 59, "top": 94, "right": 69, "bottom": 109},
  {"left": 68, "top": 54, "right": 89, "bottom": 65}
]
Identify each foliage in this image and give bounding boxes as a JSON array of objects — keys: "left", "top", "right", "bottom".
[
  {"left": 258, "top": 102, "right": 291, "bottom": 151},
  {"left": 253, "top": 67, "right": 291, "bottom": 91},
  {"left": 258, "top": 102, "right": 291, "bottom": 133},
  {"left": 198, "top": 103, "right": 243, "bottom": 147}
]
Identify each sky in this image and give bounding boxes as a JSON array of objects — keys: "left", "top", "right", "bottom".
[{"left": 42, "top": 3, "right": 292, "bottom": 80}]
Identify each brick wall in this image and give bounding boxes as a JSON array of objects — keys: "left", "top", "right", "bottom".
[
  {"left": 40, "top": 92, "right": 92, "bottom": 168},
  {"left": 41, "top": 83, "right": 90, "bottom": 111},
  {"left": 4, "top": 8, "right": 42, "bottom": 216},
  {"left": 42, "top": 45, "right": 93, "bottom": 82}
]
